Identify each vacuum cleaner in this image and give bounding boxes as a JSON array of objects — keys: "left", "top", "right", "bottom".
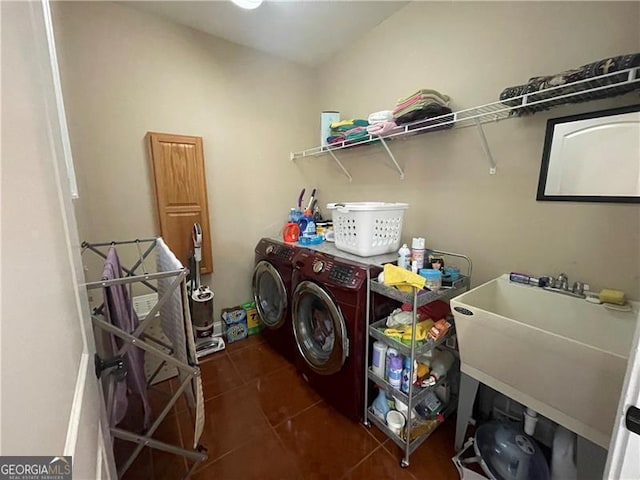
[{"left": 189, "top": 223, "right": 225, "bottom": 358}]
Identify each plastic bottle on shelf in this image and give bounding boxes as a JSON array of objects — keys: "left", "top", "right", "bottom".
[
  {"left": 371, "top": 341, "right": 388, "bottom": 378},
  {"left": 397, "top": 243, "right": 411, "bottom": 270},
  {"left": 401, "top": 356, "right": 417, "bottom": 394},
  {"left": 420, "top": 268, "right": 442, "bottom": 291},
  {"left": 385, "top": 348, "right": 398, "bottom": 381},
  {"left": 419, "top": 350, "right": 433, "bottom": 369},
  {"left": 388, "top": 355, "right": 403, "bottom": 390},
  {"left": 372, "top": 388, "right": 390, "bottom": 420},
  {"left": 424, "top": 350, "right": 455, "bottom": 387},
  {"left": 411, "top": 237, "right": 425, "bottom": 270}
]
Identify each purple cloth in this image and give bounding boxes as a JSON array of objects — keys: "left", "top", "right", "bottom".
[{"left": 102, "top": 246, "right": 151, "bottom": 428}]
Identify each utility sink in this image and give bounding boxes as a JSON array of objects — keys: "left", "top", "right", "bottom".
[{"left": 452, "top": 274, "right": 639, "bottom": 448}]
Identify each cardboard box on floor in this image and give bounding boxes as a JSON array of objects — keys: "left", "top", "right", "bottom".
[
  {"left": 242, "top": 301, "right": 263, "bottom": 335},
  {"left": 221, "top": 306, "right": 248, "bottom": 343},
  {"left": 221, "top": 302, "right": 263, "bottom": 343}
]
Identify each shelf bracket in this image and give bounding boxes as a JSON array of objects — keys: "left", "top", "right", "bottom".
[
  {"left": 327, "top": 149, "right": 353, "bottom": 182},
  {"left": 474, "top": 118, "right": 497, "bottom": 175},
  {"left": 378, "top": 137, "right": 405, "bottom": 180}
]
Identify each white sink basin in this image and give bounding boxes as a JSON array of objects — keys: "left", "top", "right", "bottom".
[{"left": 452, "top": 274, "right": 638, "bottom": 448}]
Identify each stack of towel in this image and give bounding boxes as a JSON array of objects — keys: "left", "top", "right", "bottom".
[
  {"left": 327, "top": 119, "right": 370, "bottom": 145},
  {"left": 366, "top": 110, "right": 404, "bottom": 137},
  {"left": 392, "top": 89, "right": 455, "bottom": 130}
]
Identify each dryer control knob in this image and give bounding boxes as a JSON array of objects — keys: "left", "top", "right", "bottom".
[
  {"left": 266, "top": 245, "right": 275, "bottom": 255},
  {"left": 313, "top": 261, "right": 324, "bottom": 273}
]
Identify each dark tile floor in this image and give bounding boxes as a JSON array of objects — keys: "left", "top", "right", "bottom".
[{"left": 117, "top": 335, "right": 460, "bottom": 479}]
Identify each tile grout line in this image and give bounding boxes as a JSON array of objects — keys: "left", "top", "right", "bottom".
[
  {"left": 263, "top": 399, "right": 314, "bottom": 479},
  {"left": 271, "top": 398, "right": 324, "bottom": 430},
  {"left": 187, "top": 343, "right": 289, "bottom": 475},
  {"left": 250, "top": 361, "right": 324, "bottom": 479},
  {"left": 170, "top": 351, "right": 238, "bottom": 476},
  {"left": 227, "top": 342, "right": 272, "bottom": 385},
  {"left": 337, "top": 443, "right": 386, "bottom": 480}
]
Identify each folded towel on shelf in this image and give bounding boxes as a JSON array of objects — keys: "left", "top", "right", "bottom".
[
  {"left": 343, "top": 126, "right": 367, "bottom": 136},
  {"left": 345, "top": 130, "right": 371, "bottom": 144},
  {"left": 396, "top": 105, "right": 454, "bottom": 126},
  {"left": 394, "top": 93, "right": 450, "bottom": 114},
  {"left": 329, "top": 119, "right": 369, "bottom": 131},
  {"left": 406, "top": 110, "right": 456, "bottom": 132},
  {"left": 396, "top": 89, "right": 450, "bottom": 106},
  {"left": 393, "top": 98, "right": 451, "bottom": 119},
  {"left": 367, "top": 120, "right": 404, "bottom": 136},
  {"left": 327, "top": 134, "right": 346, "bottom": 145},
  {"left": 368, "top": 110, "right": 394, "bottom": 124},
  {"left": 383, "top": 264, "right": 426, "bottom": 292}
]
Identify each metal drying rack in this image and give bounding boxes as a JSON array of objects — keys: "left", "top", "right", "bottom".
[{"left": 82, "top": 238, "right": 207, "bottom": 479}]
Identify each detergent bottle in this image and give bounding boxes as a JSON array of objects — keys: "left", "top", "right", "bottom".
[
  {"left": 423, "top": 350, "right": 455, "bottom": 387},
  {"left": 300, "top": 209, "right": 316, "bottom": 239},
  {"left": 397, "top": 243, "right": 411, "bottom": 270},
  {"left": 401, "top": 356, "right": 416, "bottom": 394}
]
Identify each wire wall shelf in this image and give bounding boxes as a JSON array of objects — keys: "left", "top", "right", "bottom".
[{"left": 290, "top": 67, "right": 640, "bottom": 179}]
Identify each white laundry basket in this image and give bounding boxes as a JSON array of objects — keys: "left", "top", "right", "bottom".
[{"left": 327, "top": 202, "right": 409, "bottom": 257}]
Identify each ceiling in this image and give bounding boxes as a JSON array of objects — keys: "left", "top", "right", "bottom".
[{"left": 126, "top": 1, "right": 409, "bottom": 67}]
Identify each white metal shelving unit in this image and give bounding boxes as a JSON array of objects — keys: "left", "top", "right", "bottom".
[
  {"left": 364, "top": 249, "right": 472, "bottom": 467},
  {"left": 291, "top": 67, "right": 640, "bottom": 180}
]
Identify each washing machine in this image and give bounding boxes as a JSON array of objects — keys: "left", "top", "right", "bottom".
[
  {"left": 290, "top": 249, "right": 396, "bottom": 422},
  {"left": 252, "top": 238, "right": 301, "bottom": 364}
]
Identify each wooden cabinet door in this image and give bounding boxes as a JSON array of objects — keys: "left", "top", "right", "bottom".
[{"left": 146, "top": 132, "right": 213, "bottom": 273}]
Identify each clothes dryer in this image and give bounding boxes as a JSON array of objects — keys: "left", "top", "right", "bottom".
[
  {"left": 252, "top": 238, "right": 300, "bottom": 364},
  {"left": 290, "top": 249, "right": 396, "bottom": 421}
]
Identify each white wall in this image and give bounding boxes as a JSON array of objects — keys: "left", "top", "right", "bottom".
[
  {"left": 52, "top": 1, "right": 318, "bottom": 319},
  {"left": 53, "top": 1, "right": 640, "bottom": 306},
  {"left": 310, "top": 1, "right": 640, "bottom": 297},
  {"left": 1, "top": 6, "right": 105, "bottom": 475}
]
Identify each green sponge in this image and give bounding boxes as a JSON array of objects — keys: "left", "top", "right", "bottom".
[{"left": 599, "top": 289, "right": 625, "bottom": 305}]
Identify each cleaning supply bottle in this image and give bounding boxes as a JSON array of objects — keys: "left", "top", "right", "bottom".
[
  {"left": 411, "top": 237, "right": 425, "bottom": 270},
  {"left": 401, "top": 356, "right": 417, "bottom": 394},
  {"left": 423, "top": 350, "right": 455, "bottom": 387},
  {"left": 371, "top": 341, "right": 388, "bottom": 379},
  {"left": 388, "top": 355, "right": 403, "bottom": 390},
  {"left": 385, "top": 348, "right": 398, "bottom": 381},
  {"left": 372, "top": 389, "right": 390, "bottom": 421},
  {"left": 397, "top": 243, "right": 411, "bottom": 270},
  {"left": 300, "top": 209, "right": 316, "bottom": 239}
]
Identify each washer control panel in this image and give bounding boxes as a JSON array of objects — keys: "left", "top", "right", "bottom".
[
  {"left": 267, "top": 244, "right": 295, "bottom": 262},
  {"left": 329, "top": 264, "right": 356, "bottom": 285},
  {"left": 307, "top": 255, "right": 365, "bottom": 289}
]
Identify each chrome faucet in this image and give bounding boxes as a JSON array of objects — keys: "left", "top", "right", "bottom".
[
  {"left": 557, "top": 273, "right": 569, "bottom": 291},
  {"left": 543, "top": 272, "right": 586, "bottom": 299},
  {"left": 572, "top": 281, "right": 584, "bottom": 296}
]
